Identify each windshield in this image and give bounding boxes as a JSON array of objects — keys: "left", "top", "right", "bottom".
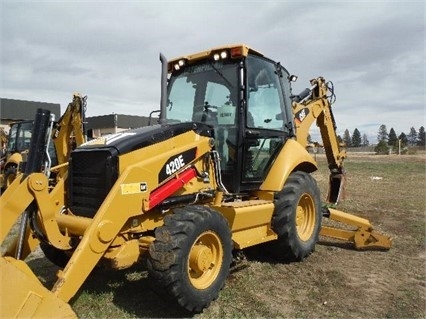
[
  {"left": 7, "top": 122, "right": 33, "bottom": 152},
  {"left": 166, "top": 61, "right": 239, "bottom": 125}
]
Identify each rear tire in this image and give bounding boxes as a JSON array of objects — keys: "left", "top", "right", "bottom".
[
  {"left": 271, "top": 171, "right": 321, "bottom": 261},
  {"left": 147, "top": 205, "right": 232, "bottom": 312}
]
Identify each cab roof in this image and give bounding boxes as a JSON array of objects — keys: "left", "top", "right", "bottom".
[{"left": 167, "top": 44, "right": 264, "bottom": 72}]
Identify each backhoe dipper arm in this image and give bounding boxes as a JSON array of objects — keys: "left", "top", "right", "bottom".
[
  {"left": 52, "top": 94, "right": 86, "bottom": 169},
  {"left": 292, "top": 77, "right": 346, "bottom": 203}
]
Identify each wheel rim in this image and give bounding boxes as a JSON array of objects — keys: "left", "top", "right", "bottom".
[
  {"left": 295, "top": 192, "right": 316, "bottom": 241},
  {"left": 188, "top": 231, "right": 223, "bottom": 290}
]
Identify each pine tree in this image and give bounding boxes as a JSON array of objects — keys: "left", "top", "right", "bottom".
[
  {"left": 407, "top": 127, "right": 417, "bottom": 146},
  {"left": 398, "top": 132, "right": 408, "bottom": 148},
  {"left": 362, "top": 133, "right": 369, "bottom": 146},
  {"left": 343, "top": 129, "right": 351, "bottom": 147},
  {"left": 417, "top": 126, "right": 425, "bottom": 147},
  {"left": 374, "top": 140, "right": 389, "bottom": 155},
  {"left": 377, "top": 124, "right": 388, "bottom": 143},
  {"left": 388, "top": 128, "right": 398, "bottom": 147},
  {"left": 352, "top": 128, "right": 362, "bottom": 147}
]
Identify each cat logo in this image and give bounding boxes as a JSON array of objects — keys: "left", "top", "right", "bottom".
[
  {"left": 120, "top": 182, "right": 148, "bottom": 195},
  {"left": 295, "top": 108, "right": 310, "bottom": 124}
]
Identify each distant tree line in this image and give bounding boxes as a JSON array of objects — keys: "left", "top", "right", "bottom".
[
  {"left": 374, "top": 125, "right": 425, "bottom": 154},
  {"left": 337, "top": 128, "right": 369, "bottom": 148},
  {"left": 336, "top": 125, "right": 425, "bottom": 154}
]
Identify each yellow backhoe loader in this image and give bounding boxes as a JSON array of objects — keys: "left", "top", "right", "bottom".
[
  {"left": 0, "top": 94, "right": 87, "bottom": 192},
  {"left": 0, "top": 128, "right": 8, "bottom": 174},
  {"left": 0, "top": 44, "right": 391, "bottom": 318},
  {"left": 0, "top": 120, "right": 33, "bottom": 191}
]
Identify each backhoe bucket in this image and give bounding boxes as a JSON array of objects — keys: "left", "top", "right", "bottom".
[
  {"left": 327, "top": 173, "right": 346, "bottom": 204},
  {"left": 0, "top": 257, "right": 76, "bottom": 318}
]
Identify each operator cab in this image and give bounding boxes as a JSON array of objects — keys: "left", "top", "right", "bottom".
[
  {"left": 7, "top": 121, "right": 33, "bottom": 155},
  {"left": 163, "top": 45, "right": 295, "bottom": 193}
]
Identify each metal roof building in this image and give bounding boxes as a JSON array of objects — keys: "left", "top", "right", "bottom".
[
  {"left": 0, "top": 98, "right": 61, "bottom": 121},
  {"left": 86, "top": 114, "right": 158, "bottom": 137}
]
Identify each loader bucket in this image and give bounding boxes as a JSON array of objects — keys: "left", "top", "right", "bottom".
[{"left": 0, "top": 257, "right": 76, "bottom": 318}]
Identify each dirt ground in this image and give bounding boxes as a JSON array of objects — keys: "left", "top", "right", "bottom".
[{"left": 3, "top": 154, "right": 426, "bottom": 318}]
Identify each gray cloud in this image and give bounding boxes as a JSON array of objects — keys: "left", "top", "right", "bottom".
[{"left": 1, "top": 0, "right": 424, "bottom": 143}]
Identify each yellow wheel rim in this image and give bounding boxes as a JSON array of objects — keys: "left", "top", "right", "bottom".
[
  {"left": 295, "top": 192, "right": 316, "bottom": 241},
  {"left": 188, "top": 231, "right": 223, "bottom": 290}
]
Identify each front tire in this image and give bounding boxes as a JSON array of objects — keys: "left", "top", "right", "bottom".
[
  {"left": 147, "top": 205, "right": 232, "bottom": 312},
  {"left": 4, "top": 164, "right": 17, "bottom": 188},
  {"left": 40, "top": 243, "right": 71, "bottom": 268},
  {"left": 271, "top": 171, "right": 321, "bottom": 261}
]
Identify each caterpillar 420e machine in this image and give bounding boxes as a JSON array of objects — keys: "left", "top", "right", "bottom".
[{"left": 0, "top": 44, "right": 391, "bottom": 318}]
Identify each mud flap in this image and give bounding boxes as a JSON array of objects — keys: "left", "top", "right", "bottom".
[{"left": 0, "top": 257, "right": 76, "bottom": 318}]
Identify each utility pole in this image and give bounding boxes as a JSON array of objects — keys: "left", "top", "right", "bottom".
[{"left": 398, "top": 139, "right": 401, "bottom": 155}]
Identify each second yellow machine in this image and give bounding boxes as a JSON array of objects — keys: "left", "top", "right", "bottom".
[{"left": 0, "top": 44, "right": 391, "bottom": 318}]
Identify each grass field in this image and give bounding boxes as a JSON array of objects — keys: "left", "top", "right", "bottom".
[{"left": 16, "top": 154, "right": 426, "bottom": 318}]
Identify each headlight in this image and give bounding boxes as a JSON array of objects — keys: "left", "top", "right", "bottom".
[
  {"left": 174, "top": 59, "right": 186, "bottom": 71},
  {"left": 213, "top": 50, "right": 228, "bottom": 61}
]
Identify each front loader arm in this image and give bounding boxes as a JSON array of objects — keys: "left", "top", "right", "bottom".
[
  {"left": 0, "top": 177, "right": 76, "bottom": 318},
  {"left": 0, "top": 108, "right": 78, "bottom": 318},
  {"left": 1, "top": 107, "right": 72, "bottom": 259},
  {"left": 51, "top": 163, "right": 165, "bottom": 302},
  {"left": 0, "top": 173, "right": 39, "bottom": 257},
  {"left": 1, "top": 173, "right": 70, "bottom": 255}
]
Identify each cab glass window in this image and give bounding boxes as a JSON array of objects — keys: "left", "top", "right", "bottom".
[
  {"left": 246, "top": 55, "right": 286, "bottom": 131},
  {"left": 166, "top": 61, "right": 238, "bottom": 126}
]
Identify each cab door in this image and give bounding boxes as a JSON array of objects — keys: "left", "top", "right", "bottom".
[{"left": 239, "top": 55, "right": 293, "bottom": 192}]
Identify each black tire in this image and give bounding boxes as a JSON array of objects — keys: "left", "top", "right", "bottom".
[
  {"left": 271, "top": 171, "right": 321, "bottom": 261},
  {"left": 4, "top": 164, "right": 17, "bottom": 188},
  {"left": 40, "top": 243, "right": 71, "bottom": 268},
  {"left": 147, "top": 205, "right": 232, "bottom": 312}
]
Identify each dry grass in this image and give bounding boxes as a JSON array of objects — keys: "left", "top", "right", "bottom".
[{"left": 9, "top": 153, "right": 426, "bottom": 318}]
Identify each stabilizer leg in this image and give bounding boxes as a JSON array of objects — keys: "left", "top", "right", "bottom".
[{"left": 320, "top": 207, "right": 392, "bottom": 250}]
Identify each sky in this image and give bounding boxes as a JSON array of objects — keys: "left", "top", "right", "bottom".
[{"left": 1, "top": 0, "right": 424, "bottom": 143}]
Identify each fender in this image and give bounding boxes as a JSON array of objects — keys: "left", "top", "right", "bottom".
[
  {"left": 5, "top": 152, "right": 24, "bottom": 168},
  {"left": 260, "top": 139, "right": 317, "bottom": 192}
]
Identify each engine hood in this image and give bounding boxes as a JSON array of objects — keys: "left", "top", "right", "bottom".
[{"left": 79, "top": 122, "right": 213, "bottom": 155}]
